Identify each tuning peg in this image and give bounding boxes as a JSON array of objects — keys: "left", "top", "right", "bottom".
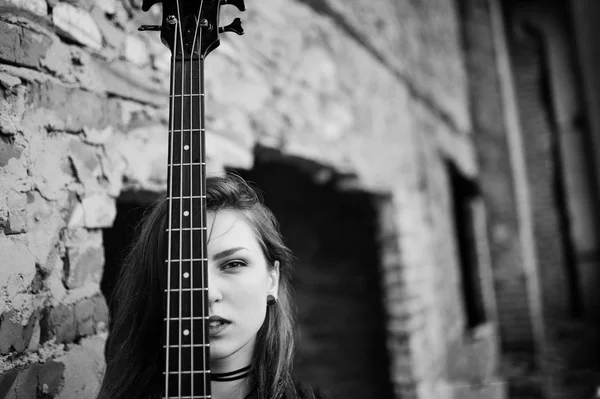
[
  {"left": 142, "top": 0, "right": 160, "bottom": 12},
  {"left": 222, "top": 0, "right": 246, "bottom": 12},
  {"left": 138, "top": 25, "right": 161, "bottom": 31},
  {"left": 219, "top": 18, "right": 244, "bottom": 35}
]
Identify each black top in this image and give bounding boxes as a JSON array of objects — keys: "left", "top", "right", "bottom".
[{"left": 244, "top": 381, "right": 328, "bottom": 399}]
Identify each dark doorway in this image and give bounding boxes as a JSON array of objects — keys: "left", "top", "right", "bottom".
[{"left": 101, "top": 199, "right": 158, "bottom": 321}]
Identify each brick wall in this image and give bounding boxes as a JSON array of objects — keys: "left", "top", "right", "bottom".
[{"left": 0, "top": 0, "right": 498, "bottom": 398}]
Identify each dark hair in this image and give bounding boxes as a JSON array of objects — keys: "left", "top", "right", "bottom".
[{"left": 98, "top": 174, "right": 298, "bottom": 399}]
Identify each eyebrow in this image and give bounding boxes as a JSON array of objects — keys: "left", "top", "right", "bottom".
[{"left": 212, "top": 247, "right": 248, "bottom": 261}]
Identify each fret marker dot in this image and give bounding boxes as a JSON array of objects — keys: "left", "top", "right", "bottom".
[
  {"left": 184, "top": 211, "right": 189, "bottom": 217},
  {"left": 184, "top": 145, "right": 189, "bottom": 150},
  {"left": 183, "top": 272, "right": 190, "bottom": 279},
  {"left": 183, "top": 329, "right": 190, "bottom": 336}
]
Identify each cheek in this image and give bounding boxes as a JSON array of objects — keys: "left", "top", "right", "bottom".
[{"left": 230, "top": 275, "right": 269, "bottom": 323}]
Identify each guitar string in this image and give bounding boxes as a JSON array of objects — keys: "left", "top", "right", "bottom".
[
  {"left": 190, "top": 0, "right": 209, "bottom": 397},
  {"left": 165, "top": 16, "right": 179, "bottom": 398},
  {"left": 189, "top": 1, "right": 207, "bottom": 397},
  {"left": 200, "top": 12, "right": 208, "bottom": 397},
  {"left": 189, "top": 15, "right": 195, "bottom": 399},
  {"left": 175, "top": 1, "right": 184, "bottom": 397}
]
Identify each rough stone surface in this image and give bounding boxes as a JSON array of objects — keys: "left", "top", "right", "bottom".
[
  {"left": 0, "top": 237, "right": 36, "bottom": 314},
  {"left": 123, "top": 34, "right": 150, "bottom": 67},
  {"left": 55, "top": 334, "right": 105, "bottom": 399},
  {"left": 52, "top": 3, "right": 103, "bottom": 51},
  {"left": 81, "top": 193, "right": 117, "bottom": 228},
  {"left": 63, "top": 229, "right": 104, "bottom": 289},
  {"left": 41, "top": 304, "right": 76, "bottom": 345},
  {"left": 4, "top": 0, "right": 47, "bottom": 16},
  {"left": 296, "top": 0, "right": 471, "bottom": 134},
  {"left": 0, "top": 0, "right": 499, "bottom": 397},
  {"left": 0, "top": 310, "right": 39, "bottom": 355}
]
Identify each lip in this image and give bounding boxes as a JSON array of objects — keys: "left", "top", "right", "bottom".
[{"left": 209, "top": 315, "right": 231, "bottom": 337}]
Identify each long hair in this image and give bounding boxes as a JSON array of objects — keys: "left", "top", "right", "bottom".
[{"left": 97, "top": 175, "right": 298, "bottom": 399}]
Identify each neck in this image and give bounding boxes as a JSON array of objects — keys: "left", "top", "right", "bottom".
[
  {"left": 210, "top": 332, "right": 256, "bottom": 373},
  {"left": 162, "top": 50, "right": 210, "bottom": 396},
  {"left": 211, "top": 378, "right": 251, "bottom": 399}
]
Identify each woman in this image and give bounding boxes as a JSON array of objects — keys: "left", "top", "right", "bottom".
[{"left": 97, "top": 175, "right": 324, "bottom": 399}]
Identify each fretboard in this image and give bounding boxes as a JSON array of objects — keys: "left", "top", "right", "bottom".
[{"left": 163, "top": 55, "right": 211, "bottom": 398}]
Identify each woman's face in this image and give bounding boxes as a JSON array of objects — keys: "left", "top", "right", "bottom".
[{"left": 206, "top": 209, "right": 279, "bottom": 368}]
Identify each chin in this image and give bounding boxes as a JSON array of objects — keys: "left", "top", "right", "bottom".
[{"left": 209, "top": 341, "right": 240, "bottom": 361}]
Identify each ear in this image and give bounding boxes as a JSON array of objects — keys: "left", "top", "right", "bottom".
[{"left": 267, "top": 260, "right": 280, "bottom": 297}]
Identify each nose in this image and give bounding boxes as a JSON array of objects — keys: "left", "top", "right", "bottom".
[{"left": 207, "top": 265, "right": 223, "bottom": 305}]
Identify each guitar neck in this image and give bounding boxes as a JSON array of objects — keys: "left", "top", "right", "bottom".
[{"left": 163, "top": 54, "right": 211, "bottom": 398}]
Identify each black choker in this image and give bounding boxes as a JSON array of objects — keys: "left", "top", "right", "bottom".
[{"left": 211, "top": 365, "right": 251, "bottom": 382}]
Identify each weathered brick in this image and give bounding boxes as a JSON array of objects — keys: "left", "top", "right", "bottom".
[
  {"left": 3, "top": 189, "right": 26, "bottom": 234},
  {"left": 24, "top": 191, "right": 66, "bottom": 266},
  {"left": 64, "top": 244, "right": 104, "bottom": 289},
  {"left": 52, "top": 3, "right": 102, "bottom": 51},
  {"left": 0, "top": 71, "right": 21, "bottom": 89},
  {"left": 0, "top": 310, "right": 38, "bottom": 354},
  {"left": 0, "top": 83, "right": 27, "bottom": 136},
  {"left": 446, "top": 324, "right": 500, "bottom": 384},
  {"left": 68, "top": 138, "right": 102, "bottom": 191},
  {"left": 25, "top": 83, "right": 117, "bottom": 133},
  {"left": 37, "top": 360, "right": 64, "bottom": 397},
  {"left": 55, "top": 334, "right": 105, "bottom": 399},
  {"left": 4, "top": 0, "right": 47, "bottom": 16},
  {"left": 0, "top": 137, "right": 22, "bottom": 167},
  {"left": 0, "top": 360, "right": 64, "bottom": 398},
  {"left": 92, "top": 294, "right": 108, "bottom": 330},
  {"left": 0, "top": 236, "right": 36, "bottom": 300},
  {"left": 0, "top": 364, "right": 37, "bottom": 398},
  {"left": 74, "top": 298, "right": 95, "bottom": 337},
  {"left": 81, "top": 193, "right": 116, "bottom": 228},
  {"left": 95, "top": 0, "right": 117, "bottom": 16},
  {"left": 0, "top": 311, "right": 24, "bottom": 354},
  {"left": 41, "top": 304, "right": 76, "bottom": 344},
  {"left": 123, "top": 34, "right": 150, "bottom": 67},
  {"left": 0, "top": 20, "right": 53, "bottom": 69},
  {"left": 447, "top": 379, "right": 507, "bottom": 399}
]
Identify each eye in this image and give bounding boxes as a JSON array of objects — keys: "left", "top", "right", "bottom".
[{"left": 221, "top": 260, "right": 246, "bottom": 271}]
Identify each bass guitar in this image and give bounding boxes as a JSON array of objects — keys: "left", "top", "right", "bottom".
[{"left": 140, "top": 1, "right": 246, "bottom": 397}]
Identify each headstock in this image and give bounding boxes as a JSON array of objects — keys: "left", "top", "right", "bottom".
[{"left": 139, "top": 0, "right": 245, "bottom": 58}]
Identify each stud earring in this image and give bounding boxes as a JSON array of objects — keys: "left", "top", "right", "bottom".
[{"left": 267, "top": 294, "right": 278, "bottom": 306}]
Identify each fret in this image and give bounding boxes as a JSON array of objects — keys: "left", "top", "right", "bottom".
[
  {"left": 170, "top": 93, "right": 205, "bottom": 98},
  {"left": 168, "top": 162, "right": 207, "bottom": 167},
  {"left": 169, "top": 128, "right": 205, "bottom": 132},
  {"left": 168, "top": 196, "right": 207, "bottom": 200},
  {"left": 164, "top": 288, "right": 208, "bottom": 293},
  {"left": 163, "top": 344, "right": 210, "bottom": 348},
  {"left": 166, "top": 227, "right": 207, "bottom": 232},
  {"left": 164, "top": 316, "right": 209, "bottom": 321},
  {"left": 165, "top": 258, "right": 208, "bottom": 263},
  {"left": 163, "top": 397, "right": 211, "bottom": 399},
  {"left": 164, "top": 371, "right": 211, "bottom": 375}
]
